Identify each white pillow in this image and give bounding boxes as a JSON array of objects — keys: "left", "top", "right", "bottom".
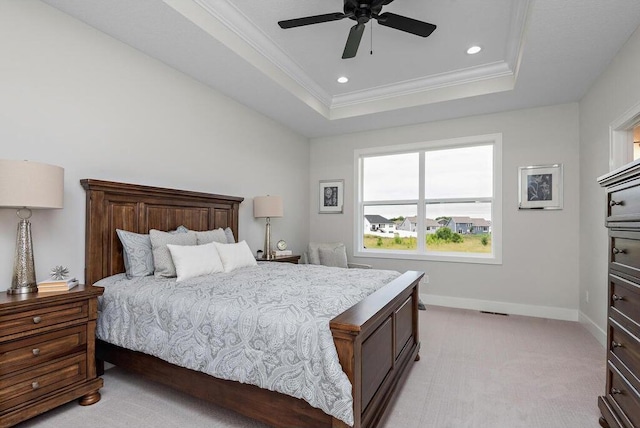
[
  {"left": 213, "top": 241, "right": 257, "bottom": 272},
  {"left": 167, "top": 242, "right": 224, "bottom": 282}
]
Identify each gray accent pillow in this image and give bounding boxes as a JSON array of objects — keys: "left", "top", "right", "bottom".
[
  {"left": 149, "top": 229, "right": 197, "bottom": 277},
  {"left": 224, "top": 227, "right": 235, "bottom": 244},
  {"left": 116, "top": 229, "right": 154, "bottom": 278},
  {"left": 308, "top": 242, "right": 348, "bottom": 266},
  {"left": 195, "top": 228, "right": 228, "bottom": 245},
  {"left": 318, "top": 245, "right": 348, "bottom": 268}
]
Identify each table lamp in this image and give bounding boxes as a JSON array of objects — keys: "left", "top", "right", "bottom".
[
  {"left": 0, "top": 160, "right": 64, "bottom": 294},
  {"left": 253, "top": 195, "right": 283, "bottom": 260}
]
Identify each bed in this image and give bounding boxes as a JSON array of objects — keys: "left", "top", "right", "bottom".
[{"left": 82, "top": 179, "right": 423, "bottom": 428}]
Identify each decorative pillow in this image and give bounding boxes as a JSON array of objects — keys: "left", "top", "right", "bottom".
[
  {"left": 149, "top": 229, "right": 197, "bottom": 277},
  {"left": 116, "top": 229, "right": 154, "bottom": 278},
  {"left": 213, "top": 241, "right": 257, "bottom": 272},
  {"left": 224, "top": 227, "right": 236, "bottom": 244},
  {"left": 318, "top": 246, "right": 349, "bottom": 268},
  {"left": 174, "top": 225, "right": 189, "bottom": 234},
  {"left": 307, "top": 242, "right": 347, "bottom": 266},
  {"left": 167, "top": 242, "right": 224, "bottom": 282},
  {"left": 195, "top": 228, "right": 228, "bottom": 245}
]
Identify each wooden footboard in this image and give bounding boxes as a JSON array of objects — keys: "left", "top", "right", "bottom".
[
  {"left": 95, "top": 270, "right": 423, "bottom": 428},
  {"left": 331, "top": 270, "right": 423, "bottom": 428}
]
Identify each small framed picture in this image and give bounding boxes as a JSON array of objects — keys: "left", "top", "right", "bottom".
[
  {"left": 319, "top": 179, "right": 344, "bottom": 214},
  {"left": 518, "top": 164, "right": 563, "bottom": 210}
]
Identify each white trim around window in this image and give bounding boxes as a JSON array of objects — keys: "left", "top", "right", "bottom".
[{"left": 353, "top": 133, "right": 502, "bottom": 264}]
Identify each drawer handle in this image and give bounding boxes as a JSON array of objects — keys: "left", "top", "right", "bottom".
[
  {"left": 32, "top": 316, "right": 42, "bottom": 324},
  {"left": 610, "top": 200, "right": 624, "bottom": 207},
  {"left": 612, "top": 248, "right": 626, "bottom": 255},
  {"left": 31, "top": 381, "right": 39, "bottom": 390},
  {"left": 613, "top": 294, "right": 625, "bottom": 301},
  {"left": 612, "top": 341, "right": 623, "bottom": 349},
  {"left": 32, "top": 348, "right": 40, "bottom": 356},
  {"left": 611, "top": 388, "right": 622, "bottom": 395}
]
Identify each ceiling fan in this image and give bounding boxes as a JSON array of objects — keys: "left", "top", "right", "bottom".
[{"left": 278, "top": 0, "right": 437, "bottom": 59}]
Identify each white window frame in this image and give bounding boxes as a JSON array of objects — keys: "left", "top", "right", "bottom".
[{"left": 354, "top": 133, "right": 502, "bottom": 264}]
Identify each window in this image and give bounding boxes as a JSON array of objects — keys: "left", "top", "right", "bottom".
[{"left": 354, "top": 134, "right": 502, "bottom": 264}]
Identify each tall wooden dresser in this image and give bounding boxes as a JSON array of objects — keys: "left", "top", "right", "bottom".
[{"left": 598, "top": 159, "right": 640, "bottom": 428}]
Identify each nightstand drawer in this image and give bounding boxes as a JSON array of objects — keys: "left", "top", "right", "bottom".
[
  {"left": 0, "top": 301, "right": 88, "bottom": 338},
  {"left": 0, "top": 325, "right": 87, "bottom": 373},
  {"left": 0, "top": 353, "right": 87, "bottom": 413}
]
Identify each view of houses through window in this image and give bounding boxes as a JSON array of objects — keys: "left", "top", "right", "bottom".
[{"left": 356, "top": 136, "right": 500, "bottom": 262}]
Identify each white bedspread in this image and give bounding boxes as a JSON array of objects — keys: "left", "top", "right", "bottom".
[{"left": 95, "top": 263, "right": 400, "bottom": 426}]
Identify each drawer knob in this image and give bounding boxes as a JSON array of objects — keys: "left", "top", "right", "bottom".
[
  {"left": 32, "top": 348, "right": 40, "bottom": 356},
  {"left": 612, "top": 294, "right": 625, "bottom": 301},
  {"left": 612, "top": 248, "right": 626, "bottom": 255},
  {"left": 611, "top": 388, "right": 622, "bottom": 395},
  {"left": 32, "top": 316, "right": 42, "bottom": 324},
  {"left": 612, "top": 341, "right": 623, "bottom": 349},
  {"left": 610, "top": 200, "right": 624, "bottom": 207},
  {"left": 31, "top": 381, "right": 39, "bottom": 390}
]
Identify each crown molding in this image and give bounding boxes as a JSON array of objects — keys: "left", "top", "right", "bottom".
[{"left": 166, "top": 0, "right": 530, "bottom": 120}]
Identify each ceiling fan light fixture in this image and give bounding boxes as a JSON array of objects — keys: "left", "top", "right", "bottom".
[
  {"left": 337, "top": 76, "right": 349, "bottom": 83},
  {"left": 467, "top": 45, "right": 482, "bottom": 55}
]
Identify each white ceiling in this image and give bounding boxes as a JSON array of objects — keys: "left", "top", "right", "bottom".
[{"left": 42, "top": 0, "right": 640, "bottom": 138}]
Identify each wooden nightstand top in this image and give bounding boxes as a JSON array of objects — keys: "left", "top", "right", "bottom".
[
  {"left": 257, "top": 255, "right": 301, "bottom": 264},
  {"left": 0, "top": 285, "right": 104, "bottom": 311}
]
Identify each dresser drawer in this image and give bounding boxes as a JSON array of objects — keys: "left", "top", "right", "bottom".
[
  {"left": 608, "top": 179, "right": 640, "bottom": 223},
  {"left": 0, "top": 325, "right": 86, "bottom": 373},
  {"left": 608, "top": 363, "right": 640, "bottom": 427},
  {"left": 610, "top": 319, "right": 640, "bottom": 379},
  {"left": 610, "top": 274, "right": 640, "bottom": 326},
  {"left": 0, "top": 301, "right": 88, "bottom": 338},
  {"left": 611, "top": 231, "right": 640, "bottom": 279},
  {"left": 0, "top": 353, "right": 87, "bottom": 413}
]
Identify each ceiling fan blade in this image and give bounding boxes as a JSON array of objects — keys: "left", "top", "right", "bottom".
[
  {"left": 342, "top": 23, "right": 366, "bottom": 59},
  {"left": 376, "top": 12, "right": 437, "bottom": 37},
  {"left": 278, "top": 12, "right": 346, "bottom": 29}
]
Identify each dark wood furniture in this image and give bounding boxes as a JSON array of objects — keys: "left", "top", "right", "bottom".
[
  {"left": 257, "top": 254, "right": 301, "bottom": 264},
  {"left": 82, "top": 179, "right": 423, "bottom": 428},
  {"left": 0, "top": 285, "right": 104, "bottom": 427},
  {"left": 598, "top": 159, "right": 640, "bottom": 428}
]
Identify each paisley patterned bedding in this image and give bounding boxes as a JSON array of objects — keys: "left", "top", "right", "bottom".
[{"left": 95, "top": 262, "right": 400, "bottom": 425}]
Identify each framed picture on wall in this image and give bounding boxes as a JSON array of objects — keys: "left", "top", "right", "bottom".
[
  {"left": 319, "top": 179, "right": 344, "bottom": 214},
  {"left": 518, "top": 164, "right": 563, "bottom": 210}
]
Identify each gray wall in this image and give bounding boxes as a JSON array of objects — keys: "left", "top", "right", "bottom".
[
  {"left": 579, "top": 25, "right": 640, "bottom": 344},
  {"left": 310, "top": 104, "right": 581, "bottom": 321},
  {"left": 0, "top": 1, "right": 310, "bottom": 290}
]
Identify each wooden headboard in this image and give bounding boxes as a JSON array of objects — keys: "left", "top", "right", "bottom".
[{"left": 81, "top": 179, "right": 243, "bottom": 286}]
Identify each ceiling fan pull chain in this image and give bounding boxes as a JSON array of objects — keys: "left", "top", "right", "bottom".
[{"left": 370, "top": 21, "right": 373, "bottom": 55}]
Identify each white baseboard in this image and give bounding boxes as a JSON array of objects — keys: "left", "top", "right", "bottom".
[
  {"left": 421, "top": 293, "right": 579, "bottom": 322},
  {"left": 578, "top": 311, "right": 607, "bottom": 347}
]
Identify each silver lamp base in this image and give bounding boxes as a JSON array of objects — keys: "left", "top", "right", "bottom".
[
  {"left": 8, "top": 209, "right": 38, "bottom": 295},
  {"left": 263, "top": 217, "right": 274, "bottom": 260}
]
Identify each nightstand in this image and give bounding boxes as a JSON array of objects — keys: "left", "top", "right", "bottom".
[
  {"left": 0, "top": 285, "right": 104, "bottom": 427},
  {"left": 257, "top": 255, "right": 301, "bottom": 264}
]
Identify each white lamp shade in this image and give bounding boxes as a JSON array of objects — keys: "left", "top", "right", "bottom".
[
  {"left": 0, "top": 160, "right": 64, "bottom": 209},
  {"left": 254, "top": 195, "right": 283, "bottom": 218}
]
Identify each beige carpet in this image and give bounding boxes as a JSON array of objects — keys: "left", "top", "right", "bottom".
[{"left": 18, "top": 306, "right": 605, "bottom": 428}]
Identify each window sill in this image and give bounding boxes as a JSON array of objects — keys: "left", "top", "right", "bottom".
[{"left": 354, "top": 250, "right": 502, "bottom": 265}]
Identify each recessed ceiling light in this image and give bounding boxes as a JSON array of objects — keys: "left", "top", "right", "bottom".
[
  {"left": 337, "top": 76, "right": 349, "bottom": 84},
  {"left": 467, "top": 46, "right": 482, "bottom": 55}
]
